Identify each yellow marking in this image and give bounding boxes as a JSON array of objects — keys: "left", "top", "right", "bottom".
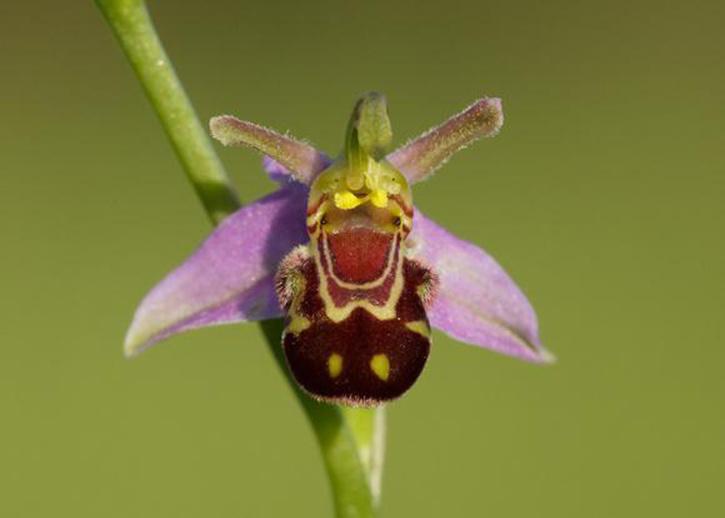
[
  {"left": 334, "top": 188, "right": 388, "bottom": 210},
  {"left": 370, "top": 189, "right": 388, "bottom": 208},
  {"left": 370, "top": 354, "right": 390, "bottom": 381},
  {"left": 334, "top": 190, "right": 364, "bottom": 209},
  {"left": 307, "top": 158, "right": 413, "bottom": 226},
  {"left": 330, "top": 163, "right": 393, "bottom": 211},
  {"left": 405, "top": 320, "right": 430, "bottom": 338},
  {"left": 307, "top": 196, "right": 409, "bottom": 324},
  {"left": 306, "top": 200, "right": 330, "bottom": 223},
  {"left": 416, "top": 283, "right": 427, "bottom": 299},
  {"left": 313, "top": 239, "right": 406, "bottom": 323},
  {"left": 286, "top": 313, "right": 311, "bottom": 335},
  {"left": 327, "top": 353, "right": 343, "bottom": 378}
]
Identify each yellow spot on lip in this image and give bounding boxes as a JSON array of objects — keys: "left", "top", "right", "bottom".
[
  {"left": 286, "top": 313, "right": 311, "bottom": 336},
  {"left": 405, "top": 320, "right": 430, "bottom": 338},
  {"left": 370, "top": 354, "right": 390, "bottom": 381},
  {"left": 328, "top": 353, "right": 343, "bottom": 378}
]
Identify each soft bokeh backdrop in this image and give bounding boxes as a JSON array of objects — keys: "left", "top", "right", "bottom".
[{"left": 2, "top": 0, "right": 723, "bottom": 516}]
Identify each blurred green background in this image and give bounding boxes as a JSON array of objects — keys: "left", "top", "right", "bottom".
[{"left": 2, "top": 0, "right": 724, "bottom": 516}]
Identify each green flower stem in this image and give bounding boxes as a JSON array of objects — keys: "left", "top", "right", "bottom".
[
  {"left": 261, "top": 321, "right": 385, "bottom": 516},
  {"left": 96, "top": 0, "right": 238, "bottom": 225},
  {"left": 96, "top": 1, "right": 384, "bottom": 516}
]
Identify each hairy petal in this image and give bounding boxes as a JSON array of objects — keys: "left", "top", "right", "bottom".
[
  {"left": 210, "top": 115, "right": 331, "bottom": 184},
  {"left": 408, "top": 210, "right": 552, "bottom": 363},
  {"left": 124, "top": 185, "right": 309, "bottom": 357},
  {"left": 387, "top": 98, "right": 504, "bottom": 183}
]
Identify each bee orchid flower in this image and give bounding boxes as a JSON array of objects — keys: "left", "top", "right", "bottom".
[{"left": 125, "top": 93, "right": 552, "bottom": 406}]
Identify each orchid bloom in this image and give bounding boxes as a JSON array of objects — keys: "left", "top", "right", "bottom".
[{"left": 125, "top": 93, "right": 552, "bottom": 406}]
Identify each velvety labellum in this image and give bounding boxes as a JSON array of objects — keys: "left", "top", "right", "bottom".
[{"left": 277, "top": 184, "right": 436, "bottom": 406}]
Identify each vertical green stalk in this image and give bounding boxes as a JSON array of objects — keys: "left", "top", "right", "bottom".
[
  {"left": 96, "top": 0, "right": 238, "bottom": 225},
  {"left": 261, "top": 321, "right": 386, "bottom": 517},
  {"left": 95, "top": 1, "right": 384, "bottom": 516}
]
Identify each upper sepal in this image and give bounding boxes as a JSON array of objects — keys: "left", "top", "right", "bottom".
[
  {"left": 346, "top": 92, "right": 393, "bottom": 161},
  {"left": 124, "top": 185, "right": 309, "bottom": 357}
]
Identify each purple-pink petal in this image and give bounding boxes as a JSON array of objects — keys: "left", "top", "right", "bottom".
[
  {"left": 210, "top": 115, "right": 331, "bottom": 185},
  {"left": 263, "top": 156, "right": 295, "bottom": 183},
  {"left": 387, "top": 98, "right": 504, "bottom": 184},
  {"left": 124, "top": 185, "right": 309, "bottom": 357},
  {"left": 409, "top": 210, "right": 552, "bottom": 363}
]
